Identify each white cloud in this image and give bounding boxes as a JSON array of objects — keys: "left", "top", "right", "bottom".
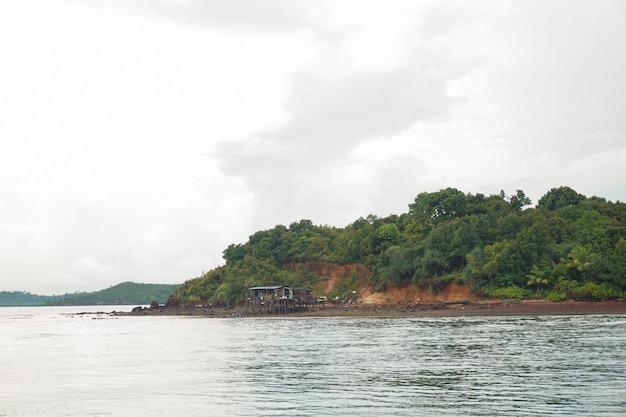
[{"left": 0, "top": 0, "right": 625, "bottom": 293}]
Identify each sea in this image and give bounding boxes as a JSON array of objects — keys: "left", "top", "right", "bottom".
[{"left": 0, "top": 306, "right": 625, "bottom": 417}]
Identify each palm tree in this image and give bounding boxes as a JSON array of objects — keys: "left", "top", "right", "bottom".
[
  {"left": 526, "top": 264, "right": 548, "bottom": 293},
  {"left": 563, "top": 245, "right": 597, "bottom": 281}
]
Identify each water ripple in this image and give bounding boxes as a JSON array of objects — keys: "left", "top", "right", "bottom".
[{"left": 0, "top": 310, "right": 625, "bottom": 416}]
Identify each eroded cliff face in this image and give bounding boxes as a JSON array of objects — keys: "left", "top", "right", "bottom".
[
  {"left": 285, "top": 261, "right": 478, "bottom": 304},
  {"left": 359, "top": 282, "right": 479, "bottom": 304}
]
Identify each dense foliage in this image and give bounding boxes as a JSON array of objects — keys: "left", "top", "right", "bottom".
[{"left": 177, "top": 187, "right": 626, "bottom": 303}]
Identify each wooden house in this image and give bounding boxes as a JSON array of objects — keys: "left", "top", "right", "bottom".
[
  {"left": 246, "top": 285, "right": 316, "bottom": 314},
  {"left": 248, "top": 285, "right": 313, "bottom": 301}
]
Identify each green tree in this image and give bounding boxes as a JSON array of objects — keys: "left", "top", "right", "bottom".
[
  {"left": 450, "top": 220, "right": 481, "bottom": 269},
  {"left": 289, "top": 219, "right": 314, "bottom": 232},
  {"left": 538, "top": 186, "right": 586, "bottom": 211},
  {"left": 418, "top": 249, "right": 449, "bottom": 280},
  {"left": 409, "top": 188, "right": 468, "bottom": 223},
  {"left": 562, "top": 245, "right": 598, "bottom": 281},
  {"left": 509, "top": 189, "right": 532, "bottom": 211},
  {"left": 372, "top": 223, "right": 400, "bottom": 253},
  {"left": 223, "top": 243, "right": 247, "bottom": 265},
  {"left": 378, "top": 245, "right": 420, "bottom": 285},
  {"left": 526, "top": 264, "right": 549, "bottom": 293},
  {"left": 481, "top": 242, "right": 505, "bottom": 285},
  {"left": 574, "top": 209, "right": 612, "bottom": 250}
]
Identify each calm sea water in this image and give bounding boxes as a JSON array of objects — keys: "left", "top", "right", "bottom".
[{"left": 0, "top": 306, "right": 625, "bottom": 416}]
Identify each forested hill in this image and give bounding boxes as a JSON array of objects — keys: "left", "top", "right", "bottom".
[
  {"left": 54, "top": 282, "right": 178, "bottom": 305},
  {"left": 176, "top": 186, "right": 626, "bottom": 304},
  {"left": 0, "top": 291, "right": 63, "bottom": 306},
  {"left": 0, "top": 282, "right": 178, "bottom": 306}
]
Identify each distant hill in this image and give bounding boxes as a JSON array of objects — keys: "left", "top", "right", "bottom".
[
  {"left": 0, "top": 282, "right": 178, "bottom": 306},
  {"left": 54, "top": 282, "right": 178, "bottom": 305},
  {"left": 0, "top": 291, "right": 63, "bottom": 307}
]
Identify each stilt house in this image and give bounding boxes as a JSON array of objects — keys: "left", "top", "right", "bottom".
[{"left": 248, "top": 286, "right": 313, "bottom": 301}]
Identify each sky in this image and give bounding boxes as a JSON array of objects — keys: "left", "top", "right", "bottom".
[{"left": 1, "top": 0, "right": 625, "bottom": 294}]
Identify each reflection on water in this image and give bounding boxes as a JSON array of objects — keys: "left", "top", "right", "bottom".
[{"left": 1, "top": 307, "right": 625, "bottom": 416}]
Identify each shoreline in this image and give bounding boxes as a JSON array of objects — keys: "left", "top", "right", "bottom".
[{"left": 113, "top": 299, "right": 626, "bottom": 318}]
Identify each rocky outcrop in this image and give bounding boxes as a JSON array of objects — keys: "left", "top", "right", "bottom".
[{"left": 165, "top": 294, "right": 179, "bottom": 308}]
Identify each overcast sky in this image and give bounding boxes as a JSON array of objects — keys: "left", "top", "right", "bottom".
[{"left": 1, "top": 0, "right": 625, "bottom": 294}]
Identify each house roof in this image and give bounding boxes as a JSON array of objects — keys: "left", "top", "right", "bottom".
[
  {"left": 248, "top": 286, "right": 313, "bottom": 292},
  {"left": 248, "top": 286, "right": 284, "bottom": 290}
]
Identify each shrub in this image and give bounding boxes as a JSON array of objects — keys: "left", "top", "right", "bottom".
[
  {"left": 484, "top": 285, "right": 531, "bottom": 299},
  {"left": 572, "top": 282, "right": 619, "bottom": 301},
  {"left": 330, "top": 271, "right": 359, "bottom": 299},
  {"left": 549, "top": 279, "right": 621, "bottom": 301},
  {"left": 547, "top": 291, "right": 567, "bottom": 302}
]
